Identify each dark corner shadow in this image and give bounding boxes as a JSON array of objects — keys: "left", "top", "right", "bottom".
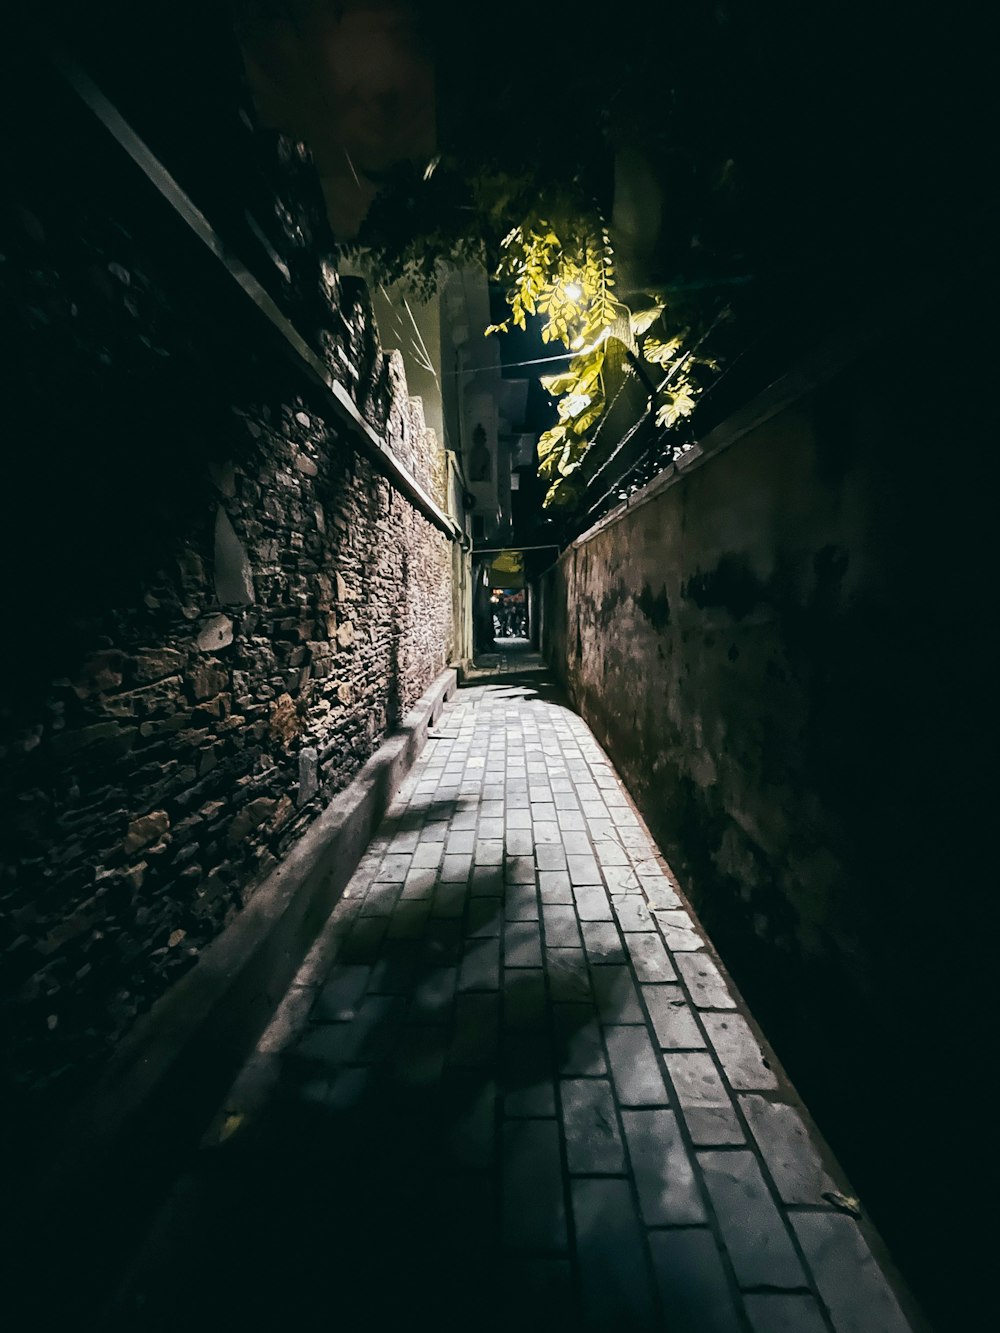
[
  {"left": 459, "top": 672, "right": 571, "bottom": 710},
  {"left": 98, "top": 793, "right": 643, "bottom": 1333}
]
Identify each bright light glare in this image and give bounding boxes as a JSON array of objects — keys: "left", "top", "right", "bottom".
[{"left": 564, "top": 282, "right": 583, "bottom": 300}]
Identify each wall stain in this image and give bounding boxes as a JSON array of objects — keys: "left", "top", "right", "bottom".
[
  {"left": 635, "top": 582, "right": 671, "bottom": 629},
  {"left": 683, "top": 552, "right": 764, "bottom": 620},
  {"left": 593, "top": 580, "right": 630, "bottom": 629}
]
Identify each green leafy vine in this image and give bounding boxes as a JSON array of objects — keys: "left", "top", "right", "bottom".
[{"left": 487, "top": 215, "right": 721, "bottom": 507}]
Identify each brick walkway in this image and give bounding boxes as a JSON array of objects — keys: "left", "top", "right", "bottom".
[{"left": 112, "top": 661, "right": 923, "bottom": 1333}]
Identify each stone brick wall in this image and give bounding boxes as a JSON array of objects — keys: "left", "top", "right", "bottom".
[{"left": 0, "top": 59, "right": 454, "bottom": 1143}]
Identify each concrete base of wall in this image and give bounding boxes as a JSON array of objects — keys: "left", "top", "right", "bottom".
[{"left": 10, "top": 666, "right": 458, "bottom": 1319}]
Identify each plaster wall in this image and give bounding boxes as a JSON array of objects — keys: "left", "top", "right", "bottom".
[{"left": 542, "top": 329, "right": 992, "bottom": 1327}]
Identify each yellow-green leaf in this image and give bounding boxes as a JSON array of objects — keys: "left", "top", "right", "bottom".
[
  {"left": 536, "top": 425, "right": 566, "bottom": 460},
  {"left": 643, "top": 334, "right": 686, "bottom": 366},
  {"left": 539, "top": 371, "right": 578, "bottom": 396},
  {"left": 557, "top": 392, "right": 593, "bottom": 421},
  {"left": 630, "top": 306, "right": 665, "bottom": 336}
]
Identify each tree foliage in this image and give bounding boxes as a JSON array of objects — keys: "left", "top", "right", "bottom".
[
  {"left": 352, "top": 160, "right": 727, "bottom": 509},
  {"left": 338, "top": 1, "right": 758, "bottom": 511},
  {"left": 483, "top": 212, "right": 724, "bottom": 507},
  {"left": 344, "top": 0, "right": 957, "bottom": 513}
]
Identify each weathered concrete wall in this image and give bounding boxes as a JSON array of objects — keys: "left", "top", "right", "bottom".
[
  {"left": 0, "top": 68, "right": 454, "bottom": 1146},
  {"left": 542, "top": 318, "right": 992, "bottom": 1327},
  {"left": 550, "top": 395, "right": 888, "bottom": 984}
]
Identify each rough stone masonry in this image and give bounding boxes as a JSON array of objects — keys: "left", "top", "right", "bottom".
[{"left": 0, "top": 92, "right": 455, "bottom": 1151}]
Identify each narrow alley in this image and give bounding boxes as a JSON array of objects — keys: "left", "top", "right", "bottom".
[
  {"left": 2, "top": 6, "right": 993, "bottom": 1333},
  {"left": 108, "top": 654, "right": 920, "bottom": 1333}
]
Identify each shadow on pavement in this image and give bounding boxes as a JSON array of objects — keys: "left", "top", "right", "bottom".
[{"left": 101, "top": 789, "right": 644, "bottom": 1333}]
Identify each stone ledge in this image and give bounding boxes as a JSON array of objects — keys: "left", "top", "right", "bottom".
[{"left": 11, "top": 665, "right": 458, "bottom": 1316}]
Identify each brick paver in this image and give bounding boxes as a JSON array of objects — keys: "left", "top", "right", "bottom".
[{"left": 111, "top": 659, "right": 927, "bottom": 1332}]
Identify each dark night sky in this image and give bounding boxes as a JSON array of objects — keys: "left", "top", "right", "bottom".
[{"left": 488, "top": 283, "right": 561, "bottom": 436}]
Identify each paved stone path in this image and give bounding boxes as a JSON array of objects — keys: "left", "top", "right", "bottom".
[{"left": 112, "top": 665, "right": 924, "bottom": 1333}]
